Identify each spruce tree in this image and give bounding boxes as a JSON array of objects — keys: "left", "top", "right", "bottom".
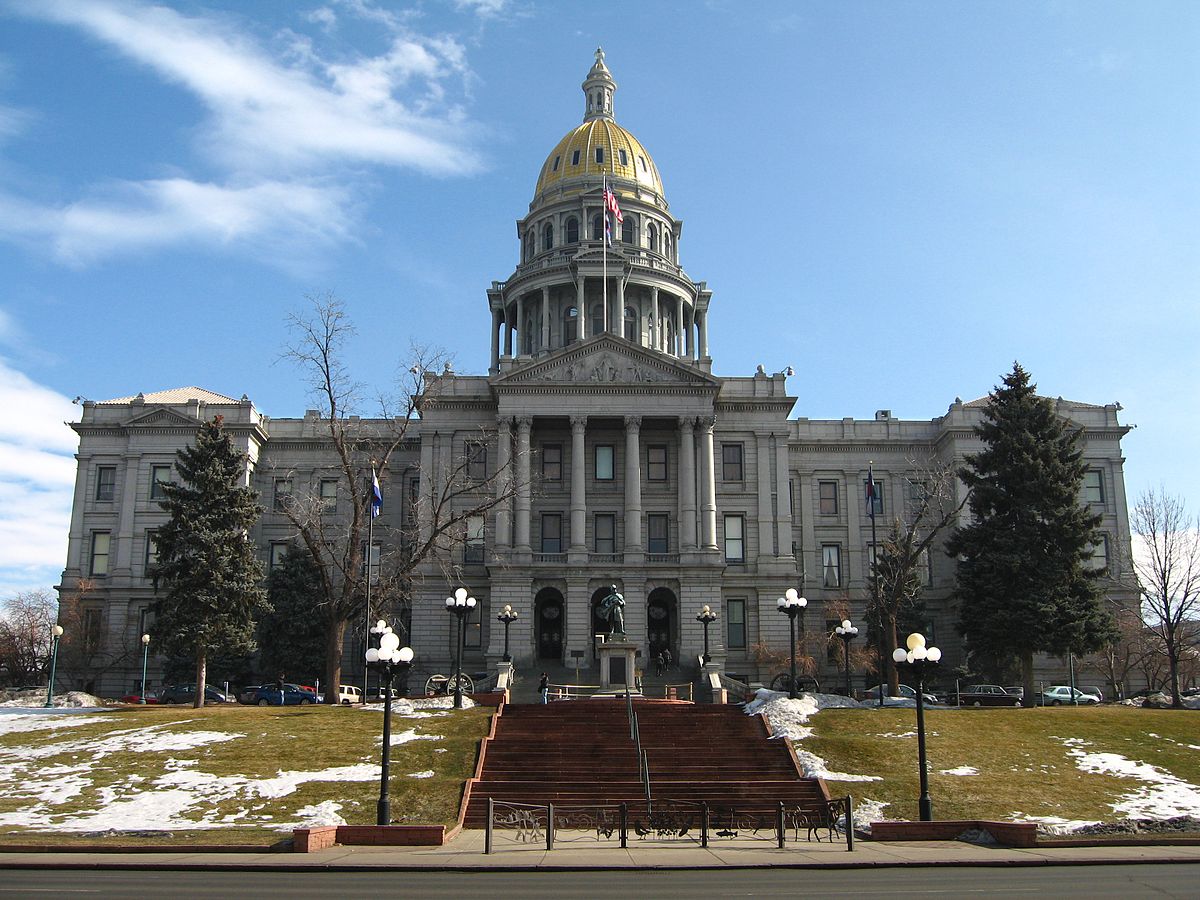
[
  {"left": 948, "top": 363, "right": 1116, "bottom": 703},
  {"left": 258, "top": 544, "right": 327, "bottom": 686},
  {"left": 152, "top": 416, "right": 266, "bottom": 707}
]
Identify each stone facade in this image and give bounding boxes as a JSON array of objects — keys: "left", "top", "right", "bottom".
[{"left": 58, "top": 51, "right": 1137, "bottom": 697}]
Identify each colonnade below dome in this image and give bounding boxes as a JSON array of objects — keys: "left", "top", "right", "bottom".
[{"left": 489, "top": 273, "right": 710, "bottom": 372}]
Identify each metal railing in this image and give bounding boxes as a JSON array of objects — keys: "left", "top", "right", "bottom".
[{"left": 626, "top": 690, "right": 652, "bottom": 810}]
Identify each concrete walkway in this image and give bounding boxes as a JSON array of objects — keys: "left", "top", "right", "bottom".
[{"left": 2, "top": 831, "right": 1199, "bottom": 871}]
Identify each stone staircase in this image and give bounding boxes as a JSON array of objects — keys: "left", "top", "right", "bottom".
[{"left": 461, "top": 699, "right": 828, "bottom": 827}]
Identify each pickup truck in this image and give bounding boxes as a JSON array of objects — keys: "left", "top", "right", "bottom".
[{"left": 950, "top": 684, "right": 1021, "bottom": 707}]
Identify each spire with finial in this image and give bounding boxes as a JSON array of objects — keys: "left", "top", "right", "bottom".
[{"left": 582, "top": 46, "right": 617, "bottom": 122}]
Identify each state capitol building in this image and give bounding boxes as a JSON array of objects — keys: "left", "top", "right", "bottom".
[{"left": 60, "top": 51, "right": 1136, "bottom": 697}]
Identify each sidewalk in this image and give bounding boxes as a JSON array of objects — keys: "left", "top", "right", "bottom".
[{"left": 2, "top": 831, "right": 1200, "bottom": 871}]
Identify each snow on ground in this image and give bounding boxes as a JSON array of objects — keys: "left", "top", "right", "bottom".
[
  {"left": 744, "top": 690, "right": 882, "bottom": 784},
  {"left": 1057, "top": 737, "right": 1200, "bottom": 820},
  {"left": 0, "top": 711, "right": 114, "bottom": 737},
  {"left": 939, "top": 766, "right": 979, "bottom": 776},
  {"left": 0, "top": 690, "right": 108, "bottom": 709},
  {"left": 360, "top": 695, "right": 476, "bottom": 715},
  {"left": 407, "top": 770, "right": 435, "bottom": 778},
  {"left": 386, "top": 728, "right": 443, "bottom": 747},
  {"left": 288, "top": 801, "right": 347, "bottom": 828},
  {"left": 1010, "top": 813, "right": 1103, "bottom": 835}
]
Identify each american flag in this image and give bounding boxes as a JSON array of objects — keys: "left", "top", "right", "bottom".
[{"left": 604, "top": 183, "right": 623, "bottom": 225}]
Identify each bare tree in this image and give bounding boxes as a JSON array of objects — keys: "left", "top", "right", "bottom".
[
  {"left": 1083, "top": 601, "right": 1152, "bottom": 701},
  {"left": 1131, "top": 487, "right": 1200, "bottom": 708},
  {"left": 0, "top": 588, "right": 57, "bottom": 687},
  {"left": 56, "top": 579, "right": 138, "bottom": 693},
  {"left": 280, "top": 295, "right": 519, "bottom": 701},
  {"left": 866, "top": 459, "right": 968, "bottom": 695}
]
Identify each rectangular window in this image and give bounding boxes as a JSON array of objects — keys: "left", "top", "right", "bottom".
[
  {"left": 552, "top": 155, "right": 560, "bottom": 172},
  {"left": 1089, "top": 534, "right": 1110, "bottom": 571},
  {"left": 465, "top": 515, "right": 485, "bottom": 565},
  {"left": 320, "top": 479, "right": 338, "bottom": 514},
  {"left": 866, "top": 542, "right": 879, "bottom": 576},
  {"left": 89, "top": 532, "right": 111, "bottom": 576},
  {"left": 826, "top": 620, "right": 841, "bottom": 664},
  {"left": 148, "top": 465, "right": 172, "bottom": 501},
  {"left": 1083, "top": 470, "right": 1105, "bottom": 504},
  {"left": 82, "top": 607, "right": 103, "bottom": 653},
  {"left": 571, "top": 149, "right": 580, "bottom": 165},
  {"left": 821, "top": 544, "right": 841, "bottom": 588},
  {"left": 542, "top": 444, "right": 563, "bottom": 482},
  {"left": 361, "top": 541, "right": 381, "bottom": 582},
  {"left": 595, "top": 513, "right": 616, "bottom": 554},
  {"left": 724, "top": 514, "right": 745, "bottom": 562},
  {"left": 541, "top": 514, "right": 563, "bottom": 553},
  {"left": 269, "top": 542, "right": 290, "bottom": 570},
  {"left": 726, "top": 599, "right": 746, "bottom": 650},
  {"left": 647, "top": 445, "right": 668, "bottom": 482},
  {"left": 618, "top": 148, "right": 628, "bottom": 166},
  {"left": 466, "top": 441, "right": 487, "bottom": 481},
  {"left": 273, "top": 478, "right": 293, "bottom": 512},
  {"left": 595, "top": 445, "right": 615, "bottom": 481},
  {"left": 138, "top": 606, "right": 152, "bottom": 638},
  {"left": 818, "top": 480, "right": 839, "bottom": 516},
  {"left": 464, "top": 599, "right": 482, "bottom": 649},
  {"left": 407, "top": 476, "right": 420, "bottom": 523},
  {"left": 594, "top": 146, "right": 604, "bottom": 163},
  {"left": 96, "top": 466, "right": 116, "bottom": 502},
  {"left": 145, "top": 530, "right": 159, "bottom": 573},
  {"left": 721, "top": 444, "right": 744, "bottom": 482},
  {"left": 919, "top": 547, "right": 933, "bottom": 585},
  {"left": 648, "top": 514, "right": 669, "bottom": 554},
  {"left": 865, "top": 478, "right": 884, "bottom": 516}
]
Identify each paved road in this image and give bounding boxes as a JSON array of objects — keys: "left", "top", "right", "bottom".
[{"left": 2, "top": 863, "right": 1198, "bottom": 898}]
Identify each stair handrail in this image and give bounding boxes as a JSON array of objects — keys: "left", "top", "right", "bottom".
[{"left": 625, "top": 690, "right": 652, "bottom": 809}]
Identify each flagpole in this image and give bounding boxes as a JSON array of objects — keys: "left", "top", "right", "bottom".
[
  {"left": 868, "top": 462, "right": 883, "bottom": 708},
  {"left": 364, "top": 479, "right": 374, "bottom": 700}
]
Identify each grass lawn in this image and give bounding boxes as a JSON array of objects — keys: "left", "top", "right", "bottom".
[
  {"left": 805, "top": 705, "right": 1200, "bottom": 824},
  {"left": 0, "top": 703, "right": 491, "bottom": 846}
]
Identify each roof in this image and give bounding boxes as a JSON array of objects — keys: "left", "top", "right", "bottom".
[
  {"left": 963, "top": 395, "right": 1106, "bottom": 410},
  {"left": 98, "top": 386, "right": 241, "bottom": 405},
  {"left": 534, "top": 119, "right": 664, "bottom": 199}
]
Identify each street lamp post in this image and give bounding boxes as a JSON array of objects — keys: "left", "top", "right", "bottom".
[
  {"left": 365, "top": 620, "right": 414, "bottom": 827},
  {"left": 892, "top": 632, "right": 942, "bottom": 822},
  {"left": 44, "top": 625, "right": 64, "bottom": 708},
  {"left": 445, "top": 587, "right": 476, "bottom": 709},
  {"left": 696, "top": 605, "right": 718, "bottom": 664},
  {"left": 497, "top": 605, "right": 518, "bottom": 663},
  {"left": 139, "top": 634, "right": 151, "bottom": 704},
  {"left": 835, "top": 619, "right": 859, "bottom": 698},
  {"left": 776, "top": 589, "right": 807, "bottom": 699}
]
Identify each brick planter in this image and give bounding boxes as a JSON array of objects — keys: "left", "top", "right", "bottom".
[
  {"left": 871, "top": 820, "right": 1038, "bottom": 847},
  {"left": 293, "top": 824, "right": 449, "bottom": 852}
]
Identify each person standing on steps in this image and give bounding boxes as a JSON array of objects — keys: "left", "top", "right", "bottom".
[
  {"left": 662, "top": 647, "right": 672, "bottom": 672},
  {"left": 655, "top": 651, "right": 665, "bottom": 677},
  {"left": 539, "top": 672, "right": 549, "bottom": 704}
]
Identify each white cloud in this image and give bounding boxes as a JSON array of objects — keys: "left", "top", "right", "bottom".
[{"left": 0, "top": 358, "right": 76, "bottom": 597}]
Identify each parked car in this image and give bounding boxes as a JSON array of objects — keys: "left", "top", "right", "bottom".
[
  {"left": 1004, "top": 686, "right": 1024, "bottom": 699},
  {"left": 950, "top": 684, "right": 1021, "bottom": 707},
  {"left": 862, "top": 683, "right": 939, "bottom": 705},
  {"left": 238, "top": 683, "right": 319, "bottom": 706},
  {"left": 159, "top": 683, "right": 228, "bottom": 704},
  {"left": 1039, "top": 686, "right": 1099, "bottom": 706},
  {"left": 336, "top": 685, "right": 363, "bottom": 705},
  {"left": 119, "top": 689, "right": 160, "bottom": 704},
  {"left": 1079, "top": 686, "right": 1104, "bottom": 703}
]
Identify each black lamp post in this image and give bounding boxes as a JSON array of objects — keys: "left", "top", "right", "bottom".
[
  {"left": 497, "top": 604, "right": 518, "bottom": 663},
  {"left": 139, "top": 633, "right": 151, "bottom": 704},
  {"left": 365, "top": 621, "right": 413, "bottom": 827},
  {"left": 696, "top": 604, "right": 718, "bottom": 664},
  {"left": 835, "top": 619, "right": 858, "bottom": 698},
  {"left": 892, "top": 632, "right": 941, "bottom": 822},
  {"left": 44, "top": 624, "right": 64, "bottom": 708},
  {"left": 776, "top": 589, "right": 807, "bottom": 699},
  {"left": 445, "top": 587, "right": 476, "bottom": 709}
]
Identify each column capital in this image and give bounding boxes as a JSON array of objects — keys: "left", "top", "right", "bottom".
[
  {"left": 623, "top": 415, "right": 641, "bottom": 431},
  {"left": 678, "top": 415, "right": 696, "bottom": 432},
  {"left": 699, "top": 415, "right": 717, "bottom": 432},
  {"left": 570, "top": 415, "right": 588, "bottom": 431},
  {"left": 497, "top": 416, "right": 513, "bottom": 433},
  {"left": 515, "top": 416, "right": 533, "bottom": 433}
]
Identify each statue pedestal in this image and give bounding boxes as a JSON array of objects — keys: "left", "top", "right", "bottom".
[{"left": 596, "top": 635, "right": 638, "bottom": 692}]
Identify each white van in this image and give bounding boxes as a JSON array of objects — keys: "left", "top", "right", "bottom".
[{"left": 336, "top": 685, "right": 363, "bottom": 705}]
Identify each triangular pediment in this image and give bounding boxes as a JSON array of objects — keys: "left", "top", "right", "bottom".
[
  {"left": 494, "top": 334, "right": 719, "bottom": 389},
  {"left": 124, "top": 406, "right": 203, "bottom": 428}
]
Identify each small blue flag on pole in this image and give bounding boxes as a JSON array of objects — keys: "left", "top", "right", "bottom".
[
  {"left": 370, "top": 469, "right": 383, "bottom": 519},
  {"left": 865, "top": 467, "right": 877, "bottom": 519}
]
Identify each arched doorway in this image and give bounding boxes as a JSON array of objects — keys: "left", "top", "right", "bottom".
[
  {"left": 535, "top": 588, "right": 564, "bottom": 661},
  {"left": 647, "top": 588, "right": 676, "bottom": 665}
]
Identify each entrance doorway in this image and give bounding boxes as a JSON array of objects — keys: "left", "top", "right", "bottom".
[
  {"left": 535, "top": 588, "right": 564, "bottom": 660},
  {"left": 647, "top": 588, "right": 676, "bottom": 668}
]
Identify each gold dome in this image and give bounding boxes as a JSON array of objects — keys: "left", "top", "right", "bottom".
[{"left": 532, "top": 48, "right": 665, "bottom": 202}]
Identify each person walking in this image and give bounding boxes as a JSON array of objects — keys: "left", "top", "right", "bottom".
[
  {"left": 655, "top": 651, "right": 665, "bottom": 677},
  {"left": 662, "top": 648, "right": 672, "bottom": 672},
  {"left": 539, "top": 672, "right": 549, "bottom": 704}
]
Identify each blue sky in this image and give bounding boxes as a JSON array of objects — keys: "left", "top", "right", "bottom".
[{"left": 0, "top": 0, "right": 1196, "bottom": 597}]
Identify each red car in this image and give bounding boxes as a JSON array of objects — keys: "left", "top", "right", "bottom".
[{"left": 120, "top": 690, "right": 160, "bottom": 704}]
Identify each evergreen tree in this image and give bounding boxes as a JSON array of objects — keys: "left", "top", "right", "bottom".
[
  {"left": 947, "top": 363, "right": 1116, "bottom": 703},
  {"left": 152, "top": 416, "right": 266, "bottom": 707},
  {"left": 258, "top": 544, "right": 327, "bottom": 686}
]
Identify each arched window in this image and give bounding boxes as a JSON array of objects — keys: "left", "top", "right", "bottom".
[
  {"left": 592, "top": 213, "right": 604, "bottom": 241},
  {"left": 591, "top": 304, "right": 605, "bottom": 338},
  {"left": 523, "top": 312, "right": 537, "bottom": 355},
  {"left": 664, "top": 230, "right": 672, "bottom": 260},
  {"left": 522, "top": 232, "right": 532, "bottom": 262},
  {"left": 647, "top": 222, "right": 659, "bottom": 253},
  {"left": 566, "top": 217, "right": 579, "bottom": 243},
  {"left": 664, "top": 317, "right": 675, "bottom": 354},
  {"left": 621, "top": 215, "right": 633, "bottom": 244},
  {"left": 624, "top": 306, "right": 636, "bottom": 340},
  {"left": 542, "top": 222, "right": 553, "bottom": 251},
  {"left": 564, "top": 306, "right": 578, "bottom": 344}
]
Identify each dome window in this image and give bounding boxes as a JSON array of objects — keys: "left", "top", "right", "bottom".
[
  {"left": 624, "top": 307, "right": 637, "bottom": 340},
  {"left": 647, "top": 223, "right": 659, "bottom": 253},
  {"left": 590, "top": 304, "right": 604, "bottom": 338},
  {"left": 542, "top": 222, "right": 554, "bottom": 252},
  {"left": 564, "top": 306, "right": 578, "bottom": 345},
  {"left": 552, "top": 155, "right": 561, "bottom": 172},
  {"left": 592, "top": 213, "right": 604, "bottom": 241},
  {"left": 595, "top": 147, "right": 604, "bottom": 164},
  {"left": 566, "top": 217, "right": 579, "bottom": 244},
  {"left": 619, "top": 148, "right": 628, "bottom": 166},
  {"left": 639, "top": 155, "right": 647, "bottom": 171},
  {"left": 621, "top": 216, "right": 633, "bottom": 244},
  {"left": 571, "top": 150, "right": 581, "bottom": 166}
]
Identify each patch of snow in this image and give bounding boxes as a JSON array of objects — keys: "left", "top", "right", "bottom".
[
  {"left": 407, "top": 770, "right": 435, "bottom": 778},
  {"left": 1011, "top": 813, "right": 1102, "bottom": 835},
  {"left": 360, "top": 695, "right": 475, "bottom": 715},
  {"left": 849, "top": 797, "right": 890, "bottom": 833},
  {"left": 0, "top": 690, "right": 107, "bottom": 709},
  {"left": 289, "top": 801, "right": 347, "bottom": 828},
  {"left": 874, "top": 731, "right": 917, "bottom": 739},
  {"left": 1064, "top": 745, "right": 1200, "bottom": 820},
  {"left": 386, "top": 729, "right": 443, "bottom": 747},
  {"left": 0, "top": 712, "right": 114, "bottom": 737},
  {"left": 939, "top": 766, "right": 979, "bottom": 776},
  {"left": 793, "top": 748, "right": 882, "bottom": 782}
]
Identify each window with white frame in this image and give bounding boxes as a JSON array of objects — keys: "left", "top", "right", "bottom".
[
  {"left": 726, "top": 598, "right": 746, "bottom": 649},
  {"left": 822, "top": 544, "right": 841, "bottom": 588},
  {"left": 90, "top": 532, "right": 111, "bottom": 576},
  {"left": 724, "top": 514, "right": 745, "bottom": 562},
  {"left": 269, "top": 542, "right": 290, "bottom": 570},
  {"left": 1083, "top": 470, "right": 1105, "bottom": 505}
]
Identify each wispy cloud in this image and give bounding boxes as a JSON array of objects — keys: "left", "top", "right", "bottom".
[{"left": 1, "top": 0, "right": 486, "bottom": 265}]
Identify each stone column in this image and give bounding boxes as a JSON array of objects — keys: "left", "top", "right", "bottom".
[
  {"left": 685, "top": 303, "right": 694, "bottom": 360},
  {"left": 503, "top": 304, "right": 513, "bottom": 357},
  {"left": 418, "top": 434, "right": 435, "bottom": 545},
  {"left": 675, "top": 296, "right": 684, "bottom": 357},
  {"left": 490, "top": 308, "right": 501, "bottom": 371},
  {"left": 679, "top": 417, "right": 697, "bottom": 550},
  {"left": 112, "top": 452, "right": 141, "bottom": 576},
  {"left": 541, "top": 286, "right": 551, "bottom": 353},
  {"left": 756, "top": 433, "right": 774, "bottom": 559},
  {"left": 576, "top": 278, "right": 587, "bottom": 339},
  {"left": 616, "top": 277, "right": 626, "bottom": 333},
  {"left": 515, "top": 294, "right": 525, "bottom": 357},
  {"left": 700, "top": 416, "right": 718, "bottom": 550},
  {"left": 514, "top": 417, "right": 532, "bottom": 551},
  {"left": 495, "top": 417, "right": 512, "bottom": 548},
  {"left": 64, "top": 448, "right": 92, "bottom": 578},
  {"left": 775, "top": 435, "right": 794, "bottom": 558},
  {"left": 698, "top": 310, "right": 709, "bottom": 358},
  {"left": 570, "top": 415, "right": 588, "bottom": 555},
  {"left": 624, "top": 415, "right": 642, "bottom": 553},
  {"left": 651, "top": 287, "right": 660, "bottom": 351}
]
